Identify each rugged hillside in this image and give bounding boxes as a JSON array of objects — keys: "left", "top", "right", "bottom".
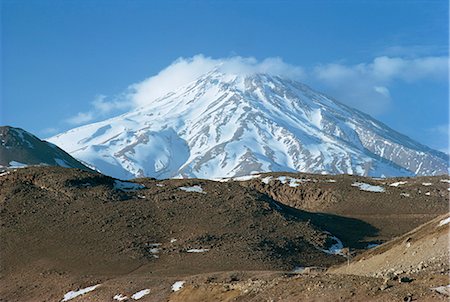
[
  {"left": 1, "top": 166, "right": 354, "bottom": 301},
  {"left": 331, "top": 213, "right": 449, "bottom": 278},
  {"left": 235, "top": 172, "right": 449, "bottom": 242},
  {"left": 48, "top": 70, "right": 448, "bottom": 179},
  {"left": 0, "top": 126, "right": 91, "bottom": 171},
  {"left": 1, "top": 167, "right": 448, "bottom": 301}
]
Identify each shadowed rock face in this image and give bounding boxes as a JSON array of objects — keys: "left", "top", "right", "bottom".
[
  {"left": 0, "top": 126, "right": 92, "bottom": 171},
  {"left": 48, "top": 71, "right": 448, "bottom": 180}
]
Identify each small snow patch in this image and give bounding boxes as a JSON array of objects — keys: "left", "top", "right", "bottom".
[
  {"left": 438, "top": 217, "right": 450, "bottom": 227},
  {"left": 8, "top": 161, "right": 27, "bottom": 168},
  {"left": 366, "top": 243, "right": 380, "bottom": 249},
  {"left": 325, "top": 179, "right": 336, "bottom": 183},
  {"left": 131, "top": 289, "right": 150, "bottom": 300},
  {"left": 170, "top": 238, "right": 177, "bottom": 243},
  {"left": 277, "top": 176, "right": 312, "bottom": 187},
  {"left": 211, "top": 178, "right": 230, "bottom": 182},
  {"left": 156, "top": 183, "right": 165, "bottom": 187},
  {"left": 114, "top": 180, "right": 144, "bottom": 192},
  {"left": 179, "top": 185, "right": 205, "bottom": 194},
  {"left": 233, "top": 174, "right": 260, "bottom": 181},
  {"left": 291, "top": 266, "right": 305, "bottom": 273},
  {"left": 186, "top": 248, "right": 209, "bottom": 253},
  {"left": 352, "top": 182, "right": 385, "bottom": 193},
  {"left": 440, "top": 179, "right": 450, "bottom": 184},
  {"left": 61, "top": 284, "right": 100, "bottom": 301},
  {"left": 322, "top": 235, "right": 344, "bottom": 255},
  {"left": 113, "top": 294, "right": 128, "bottom": 301},
  {"left": 389, "top": 181, "right": 407, "bottom": 187},
  {"left": 425, "top": 192, "right": 431, "bottom": 196},
  {"left": 147, "top": 243, "right": 161, "bottom": 258},
  {"left": 422, "top": 182, "right": 432, "bottom": 186},
  {"left": 171, "top": 281, "right": 186, "bottom": 292},
  {"left": 0, "top": 171, "right": 10, "bottom": 177},
  {"left": 400, "top": 193, "right": 410, "bottom": 197},
  {"left": 261, "top": 176, "right": 273, "bottom": 184},
  {"left": 431, "top": 284, "right": 450, "bottom": 296}
]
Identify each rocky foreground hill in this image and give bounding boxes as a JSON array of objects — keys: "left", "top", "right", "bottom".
[{"left": 0, "top": 166, "right": 448, "bottom": 301}]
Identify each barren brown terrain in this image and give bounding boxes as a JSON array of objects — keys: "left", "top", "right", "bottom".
[{"left": 0, "top": 167, "right": 448, "bottom": 301}]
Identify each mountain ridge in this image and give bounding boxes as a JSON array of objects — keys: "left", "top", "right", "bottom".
[
  {"left": 0, "top": 125, "right": 92, "bottom": 171},
  {"left": 48, "top": 71, "right": 448, "bottom": 179}
]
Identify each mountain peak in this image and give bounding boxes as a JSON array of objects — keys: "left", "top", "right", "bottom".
[
  {"left": 48, "top": 77, "right": 448, "bottom": 179},
  {"left": 0, "top": 126, "right": 92, "bottom": 171}
]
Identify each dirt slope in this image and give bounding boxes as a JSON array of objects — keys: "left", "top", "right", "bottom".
[
  {"left": 1, "top": 167, "right": 448, "bottom": 301},
  {"left": 240, "top": 172, "right": 449, "bottom": 243},
  {"left": 1, "top": 166, "right": 352, "bottom": 301}
]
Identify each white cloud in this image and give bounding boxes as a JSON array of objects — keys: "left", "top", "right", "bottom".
[
  {"left": 64, "top": 54, "right": 447, "bottom": 126},
  {"left": 66, "top": 112, "right": 94, "bottom": 125},
  {"left": 373, "top": 86, "right": 390, "bottom": 98},
  {"left": 91, "top": 94, "right": 130, "bottom": 114},
  {"left": 371, "top": 56, "right": 448, "bottom": 82},
  {"left": 426, "top": 124, "right": 449, "bottom": 154},
  {"left": 65, "top": 95, "right": 131, "bottom": 125},
  {"left": 128, "top": 54, "right": 305, "bottom": 107},
  {"left": 311, "top": 55, "right": 448, "bottom": 114}
]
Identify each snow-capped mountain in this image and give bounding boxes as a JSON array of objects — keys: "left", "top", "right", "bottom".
[
  {"left": 0, "top": 126, "right": 92, "bottom": 171},
  {"left": 48, "top": 70, "right": 448, "bottom": 179}
]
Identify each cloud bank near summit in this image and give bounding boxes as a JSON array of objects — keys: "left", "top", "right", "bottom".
[
  {"left": 66, "top": 54, "right": 448, "bottom": 125},
  {"left": 128, "top": 55, "right": 305, "bottom": 108}
]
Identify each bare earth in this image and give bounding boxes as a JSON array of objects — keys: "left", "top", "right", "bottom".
[{"left": 0, "top": 167, "right": 448, "bottom": 301}]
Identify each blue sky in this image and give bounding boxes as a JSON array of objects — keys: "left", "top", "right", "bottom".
[{"left": 1, "top": 0, "right": 448, "bottom": 151}]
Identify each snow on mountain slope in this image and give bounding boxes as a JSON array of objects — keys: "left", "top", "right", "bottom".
[
  {"left": 48, "top": 70, "right": 448, "bottom": 179},
  {"left": 0, "top": 126, "right": 92, "bottom": 171}
]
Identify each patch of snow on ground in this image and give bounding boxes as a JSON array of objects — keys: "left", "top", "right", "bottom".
[
  {"left": 438, "top": 217, "right": 450, "bottom": 227},
  {"left": 431, "top": 284, "right": 450, "bottom": 296},
  {"left": 440, "top": 179, "right": 450, "bottom": 183},
  {"left": 131, "top": 289, "right": 150, "bottom": 300},
  {"left": 325, "top": 179, "right": 336, "bottom": 183},
  {"left": 277, "top": 176, "right": 288, "bottom": 184},
  {"left": 8, "top": 161, "right": 27, "bottom": 168},
  {"left": 233, "top": 174, "right": 260, "bottom": 181},
  {"left": 422, "top": 182, "right": 432, "bottom": 186},
  {"left": 321, "top": 235, "right": 344, "bottom": 255},
  {"left": 156, "top": 183, "right": 165, "bottom": 187},
  {"left": 351, "top": 182, "right": 385, "bottom": 193},
  {"left": 114, "top": 180, "right": 144, "bottom": 191},
  {"left": 171, "top": 281, "right": 186, "bottom": 292},
  {"left": 277, "top": 176, "right": 312, "bottom": 187},
  {"left": 211, "top": 178, "right": 230, "bottom": 182},
  {"left": 389, "top": 181, "right": 407, "bottom": 187},
  {"left": 113, "top": 294, "right": 128, "bottom": 301},
  {"left": 425, "top": 192, "right": 431, "bottom": 196},
  {"left": 261, "top": 176, "right": 273, "bottom": 184},
  {"left": 170, "top": 238, "right": 177, "bottom": 243},
  {"left": 366, "top": 243, "right": 380, "bottom": 249},
  {"left": 179, "top": 185, "right": 205, "bottom": 194},
  {"left": 147, "top": 243, "right": 161, "bottom": 258},
  {"left": 0, "top": 171, "right": 10, "bottom": 177},
  {"left": 186, "top": 248, "right": 209, "bottom": 253},
  {"left": 400, "top": 193, "right": 410, "bottom": 197},
  {"left": 61, "top": 284, "right": 100, "bottom": 301},
  {"left": 291, "top": 266, "right": 305, "bottom": 273}
]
